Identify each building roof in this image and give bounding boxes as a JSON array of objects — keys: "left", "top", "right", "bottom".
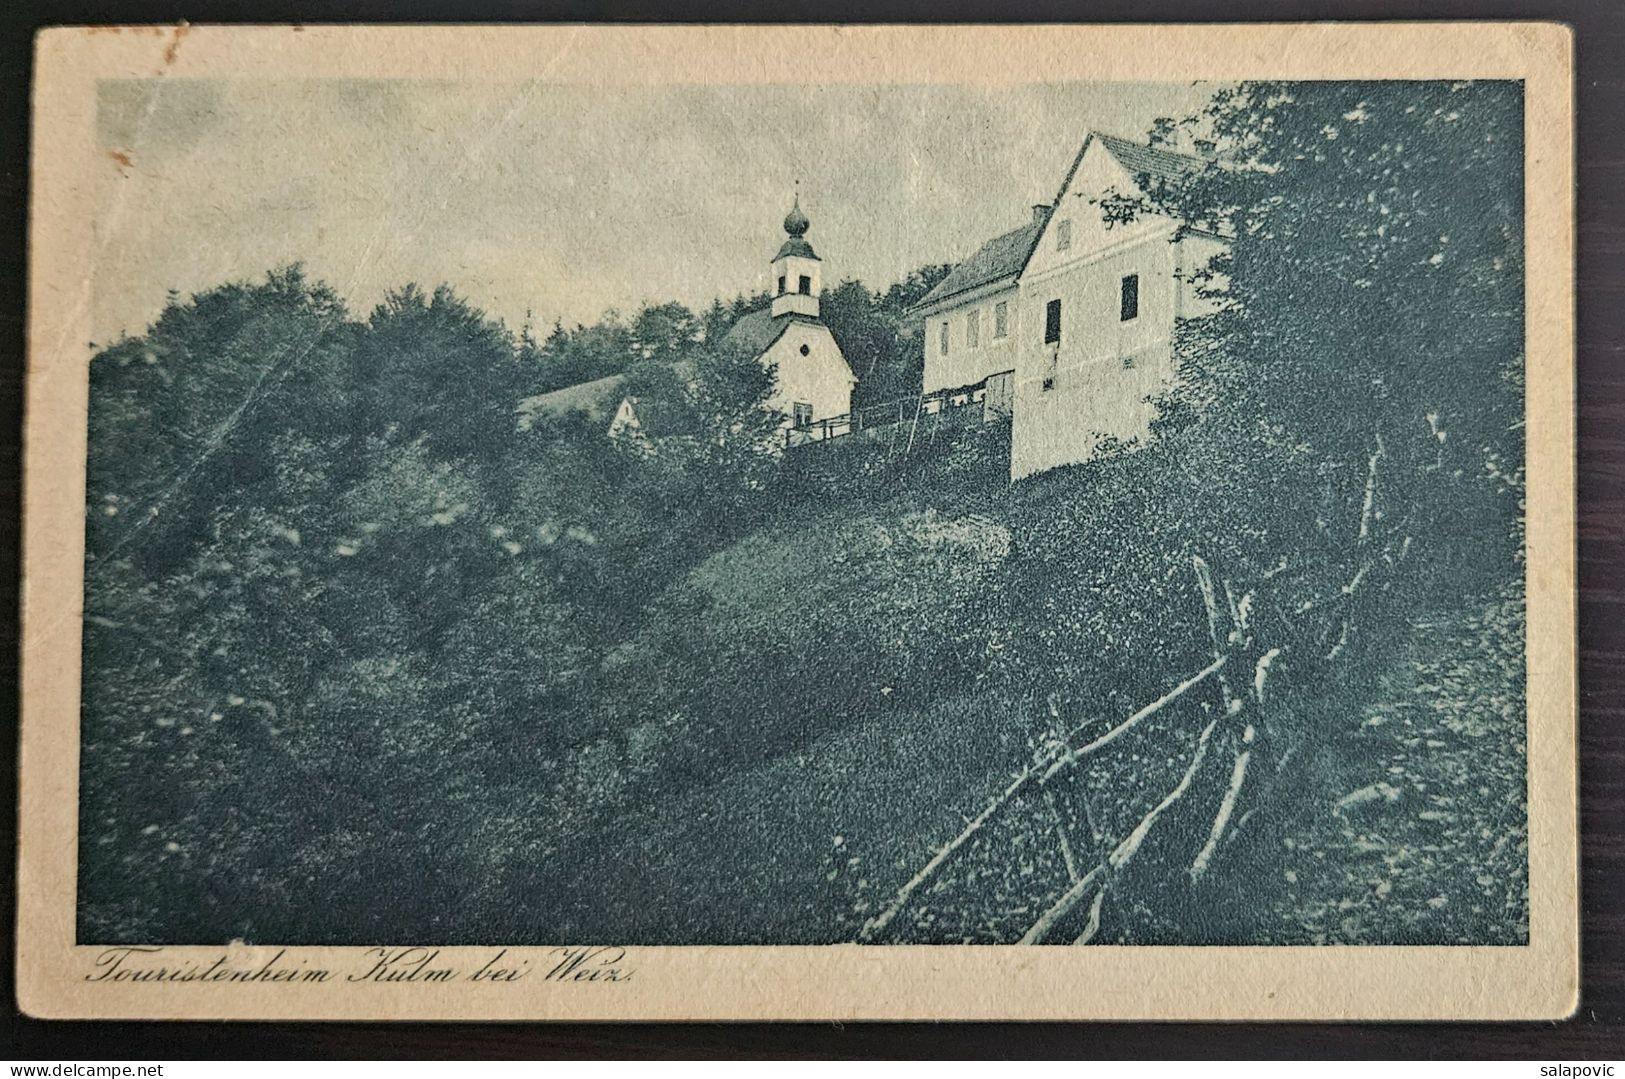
[
  {"left": 773, "top": 195, "right": 820, "bottom": 261},
  {"left": 615, "top": 391, "right": 697, "bottom": 439},
  {"left": 774, "top": 237, "right": 820, "bottom": 261},
  {"left": 784, "top": 196, "right": 810, "bottom": 238},
  {"left": 912, "top": 215, "right": 1048, "bottom": 313},
  {"left": 1094, "top": 132, "right": 1206, "bottom": 182},
  {"left": 716, "top": 306, "right": 824, "bottom": 357},
  {"left": 913, "top": 132, "right": 1208, "bottom": 315},
  {"left": 516, "top": 372, "right": 626, "bottom": 429}
]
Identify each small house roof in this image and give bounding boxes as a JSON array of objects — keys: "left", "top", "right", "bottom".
[
  {"left": 516, "top": 372, "right": 626, "bottom": 429},
  {"left": 912, "top": 215, "right": 1048, "bottom": 313}
]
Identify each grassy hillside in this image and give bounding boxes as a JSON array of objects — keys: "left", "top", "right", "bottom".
[{"left": 457, "top": 421, "right": 1529, "bottom": 945}]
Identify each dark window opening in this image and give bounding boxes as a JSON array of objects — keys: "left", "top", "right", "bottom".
[
  {"left": 1044, "top": 299, "right": 1062, "bottom": 345},
  {"left": 798, "top": 275, "right": 812, "bottom": 295},
  {"left": 1118, "top": 274, "right": 1144, "bottom": 320},
  {"left": 1120, "top": 274, "right": 1139, "bottom": 321},
  {"left": 778, "top": 275, "right": 787, "bottom": 295},
  {"left": 799, "top": 343, "right": 810, "bottom": 356},
  {"left": 792, "top": 401, "right": 813, "bottom": 428}
]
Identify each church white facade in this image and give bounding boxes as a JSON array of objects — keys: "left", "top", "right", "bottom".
[
  {"left": 915, "top": 131, "right": 1225, "bottom": 480},
  {"left": 717, "top": 196, "right": 856, "bottom": 437}
]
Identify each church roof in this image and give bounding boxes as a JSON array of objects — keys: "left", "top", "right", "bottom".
[
  {"left": 716, "top": 306, "right": 824, "bottom": 357},
  {"left": 774, "top": 237, "right": 820, "bottom": 261},
  {"left": 774, "top": 194, "right": 820, "bottom": 261},
  {"left": 912, "top": 216, "right": 1048, "bottom": 313}
]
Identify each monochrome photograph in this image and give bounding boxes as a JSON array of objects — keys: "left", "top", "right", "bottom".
[{"left": 17, "top": 24, "right": 1577, "bottom": 1021}]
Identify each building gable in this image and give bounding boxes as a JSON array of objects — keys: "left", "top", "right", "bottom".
[
  {"left": 762, "top": 320, "right": 855, "bottom": 424},
  {"left": 1024, "top": 134, "right": 1191, "bottom": 283}
]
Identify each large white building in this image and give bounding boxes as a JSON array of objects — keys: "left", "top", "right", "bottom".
[{"left": 915, "top": 131, "right": 1224, "bottom": 480}]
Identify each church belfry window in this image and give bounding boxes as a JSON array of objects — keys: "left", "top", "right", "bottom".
[
  {"left": 799, "top": 274, "right": 812, "bottom": 295},
  {"left": 778, "top": 275, "right": 787, "bottom": 295}
]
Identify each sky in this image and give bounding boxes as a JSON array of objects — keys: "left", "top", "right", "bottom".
[{"left": 93, "top": 78, "right": 1214, "bottom": 343}]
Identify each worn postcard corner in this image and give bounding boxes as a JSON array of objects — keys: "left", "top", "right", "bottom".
[{"left": 19, "top": 22, "right": 1576, "bottom": 1022}]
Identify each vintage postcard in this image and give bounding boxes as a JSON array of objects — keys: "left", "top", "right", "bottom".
[{"left": 19, "top": 23, "right": 1576, "bottom": 1020}]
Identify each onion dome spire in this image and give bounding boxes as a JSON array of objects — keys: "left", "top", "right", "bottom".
[
  {"left": 773, "top": 184, "right": 819, "bottom": 262},
  {"left": 783, "top": 192, "right": 810, "bottom": 238}
]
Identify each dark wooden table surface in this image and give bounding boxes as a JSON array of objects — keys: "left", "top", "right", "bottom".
[{"left": 4, "top": 0, "right": 1622, "bottom": 1059}]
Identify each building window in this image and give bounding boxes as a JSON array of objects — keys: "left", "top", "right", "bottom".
[
  {"left": 1044, "top": 299, "right": 1062, "bottom": 345},
  {"left": 967, "top": 310, "right": 980, "bottom": 349},
  {"left": 993, "top": 301, "right": 1009, "bottom": 339},
  {"left": 792, "top": 401, "right": 813, "bottom": 428},
  {"left": 1121, "top": 274, "right": 1140, "bottom": 321},
  {"left": 777, "top": 275, "right": 786, "bottom": 295},
  {"left": 1055, "top": 219, "right": 1072, "bottom": 251},
  {"left": 799, "top": 275, "right": 812, "bottom": 295},
  {"left": 940, "top": 321, "right": 950, "bottom": 356}
]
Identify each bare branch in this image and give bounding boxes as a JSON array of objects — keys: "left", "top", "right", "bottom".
[
  {"left": 1022, "top": 717, "right": 1221, "bottom": 944},
  {"left": 1357, "top": 432, "right": 1386, "bottom": 544},
  {"left": 1045, "top": 789, "right": 1082, "bottom": 884},
  {"left": 1018, "top": 865, "right": 1106, "bottom": 944},
  {"left": 1039, "top": 656, "right": 1226, "bottom": 784},
  {"left": 1110, "top": 717, "right": 1220, "bottom": 869},
  {"left": 1192, "top": 555, "right": 1243, "bottom": 714},
  {"left": 1190, "top": 729, "right": 1255, "bottom": 881},
  {"left": 859, "top": 757, "right": 1049, "bottom": 941},
  {"left": 1072, "top": 889, "right": 1107, "bottom": 945}
]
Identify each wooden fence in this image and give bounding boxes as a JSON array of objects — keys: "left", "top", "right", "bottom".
[
  {"left": 857, "top": 555, "right": 1266, "bottom": 944},
  {"left": 859, "top": 437, "right": 1389, "bottom": 944},
  {"left": 785, "top": 381, "right": 990, "bottom": 448}
]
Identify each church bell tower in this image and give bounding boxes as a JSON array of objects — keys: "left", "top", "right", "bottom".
[{"left": 770, "top": 193, "right": 822, "bottom": 319}]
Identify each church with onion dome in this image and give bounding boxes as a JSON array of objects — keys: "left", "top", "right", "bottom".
[{"left": 714, "top": 193, "right": 857, "bottom": 439}]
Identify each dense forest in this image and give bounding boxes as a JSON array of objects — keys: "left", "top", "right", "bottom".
[{"left": 79, "top": 80, "right": 1527, "bottom": 946}]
